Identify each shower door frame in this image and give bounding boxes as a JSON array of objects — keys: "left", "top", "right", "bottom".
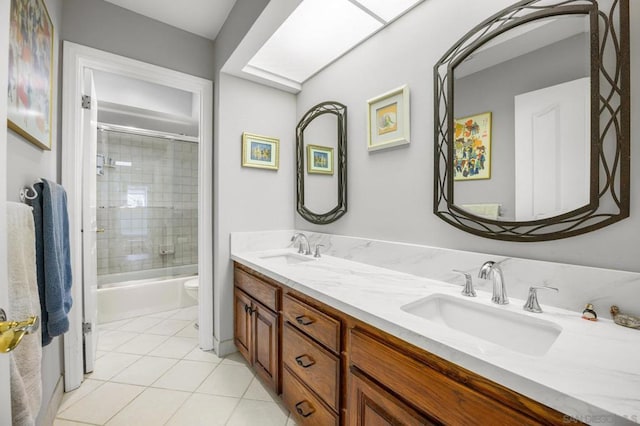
[{"left": 61, "top": 41, "right": 214, "bottom": 391}]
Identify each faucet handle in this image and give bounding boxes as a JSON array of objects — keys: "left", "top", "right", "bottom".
[
  {"left": 452, "top": 269, "right": 477, "bottom": 297},
  {"left": 523, "top": 286, "right": 559, "bottom": 313},
  {"left": 313, "top": 244, "right": 324, "bottom": 258}
]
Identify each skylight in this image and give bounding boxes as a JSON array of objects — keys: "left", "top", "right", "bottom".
[{"left": 245, "top": 0, "right": 423, "bottom": 85}]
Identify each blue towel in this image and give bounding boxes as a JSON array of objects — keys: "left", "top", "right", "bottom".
[{"left": 31, "top": 179, "right": 73, "bottom": 346}]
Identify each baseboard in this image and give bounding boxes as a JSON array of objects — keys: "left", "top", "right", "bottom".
[
  {"left": 214, "top": 336, "right": 237, "bottom": 357},
  {"left": 36, "top": 375, "right": 63, "bottom": 426}
]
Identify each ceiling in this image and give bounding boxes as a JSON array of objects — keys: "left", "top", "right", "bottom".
[{"left": 101, "top": 0, "right": 238, "bottom": 40}]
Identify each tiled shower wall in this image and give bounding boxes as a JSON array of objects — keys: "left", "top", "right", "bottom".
[{"left": 96, "top": 130, "right": 198, "bottom": 279}]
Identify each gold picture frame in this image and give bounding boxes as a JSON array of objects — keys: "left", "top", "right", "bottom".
[
  {"left": 307, "top": 145, "right": 334, "bottom": 175},
  {"left": 367, "top": 85, "right": 410, "bottom": 151},
  {"left": 241, "top": 132, "right": 279, "bottom": 170},
  {"left": 453, "top": 112, "right": 492, "bottom": 181},
  {"left": 8, "top": 0, "right": 54, "bottom": 150}
]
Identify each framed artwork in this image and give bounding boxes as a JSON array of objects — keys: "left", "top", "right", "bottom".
[
  {"left": 8, "top": 0, "right": 54, "bottom": 150},
  {"left": 241, "top": 132, "right": 279, "bottom": 170},
  {"left": 453, "top": 112, "right": 492, "bottom": 181},
  {"left": 307, "top": 145, "right": 334, "bottom": 175},
  {"left": 366, "top": 85, "right": 410, "bottom": 151}
]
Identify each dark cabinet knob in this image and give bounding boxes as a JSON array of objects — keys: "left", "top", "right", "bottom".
[
  {"left": 295, "top": 315, "right": 314, "bottom": 326},
  {"left": 295, "top": 400, "right": 315, "bottom": 418},
  {"left": 295, "top": 354, "right": 315, "bottom": 368}
]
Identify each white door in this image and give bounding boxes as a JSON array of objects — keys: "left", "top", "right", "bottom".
[
  {"left": 1, "top": 0, "right": 13, "bottom": 422},
  {"left": 514, "top": 77, "right": 590, "bottom": 221},
  {"left": 81, "top": 70, "right": 99, "bottom": 373}
]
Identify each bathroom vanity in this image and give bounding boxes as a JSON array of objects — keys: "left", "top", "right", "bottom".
[
  {"left": 234, "top": 262, "right": 567, "bottom": 425},
  {"left": 231, "top": 231, "right": 640, "bottom": 426}
]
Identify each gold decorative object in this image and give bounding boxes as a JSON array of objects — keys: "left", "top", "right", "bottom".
[
  {"left": 610, "top": 306, "right": 640, "bottom": 330},
  {"left": 0, "top": 315, "right": 39, "bottom": 353}
]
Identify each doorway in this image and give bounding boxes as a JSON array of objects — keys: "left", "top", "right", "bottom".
[{"left": 61, "top": 42, "right": 213, "bottom": 391}]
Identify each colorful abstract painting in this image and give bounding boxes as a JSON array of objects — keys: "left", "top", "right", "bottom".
[
  {"left": 8, "top": 0, "right": 53, "bottom": 150},
  {"left": 453, "top": 112, "right": 491, "bottom": 181}
]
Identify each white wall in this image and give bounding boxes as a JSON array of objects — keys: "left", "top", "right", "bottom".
[
  {"left": 61, "top": 0, "right": 215, "bottom": 80},
  {"left": 5, "top": 0, "right": 64, "bottom": 424},
  {"left": 295, "top": 0, "right": 640, "bottom": 273},
  {"left": 214, "top": 73, "right": 296, "bottom": 352},
  {"left": 212, "top": 0, "right": 278, "bottom": 353}
]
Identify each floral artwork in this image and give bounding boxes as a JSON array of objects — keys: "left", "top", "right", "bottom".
[
  {"left": 453, "top": 112, "right": 491, "bottom": 181},
  {"left": 7, "top": 0, "right": 54, "bottom": 150}
]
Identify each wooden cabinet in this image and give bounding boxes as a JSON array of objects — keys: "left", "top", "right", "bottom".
[
  {"left": 233, "top": 265, "right": 280, "bottom": 393},
  {"left": 233, "top": 262, "right": 580, "bottom": 426},
  {"left": 348, "top": 367, "right": 438, "bottom": 426}
]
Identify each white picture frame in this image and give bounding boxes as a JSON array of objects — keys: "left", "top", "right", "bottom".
[{"left": 366, "top": 84, "right": 410, "bottom": 151}]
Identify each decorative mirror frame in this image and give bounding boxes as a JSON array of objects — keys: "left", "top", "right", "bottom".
[
  {"left": 296, "top": 101, "right": 348, "bottom": 224},
  {"left": 434, "top": 0, "right": 629, "bottom": 242}
]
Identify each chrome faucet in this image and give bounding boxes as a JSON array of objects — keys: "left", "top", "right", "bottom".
[
  {"left": 478, "top": 260, "right": 508, "bottom": 305},
  {"left": 523, "top": 286, "right": 559, "bottom": 313},
  {"left": 291, "top": 233, "right": 311, "bottom": 255},
  {"left": 452, "top": 269, "right": 477, "bottom": 297}
]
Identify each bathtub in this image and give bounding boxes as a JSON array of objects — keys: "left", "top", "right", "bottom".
[{"left": 97, "top": 266, "right": 198, "bottom": 323}]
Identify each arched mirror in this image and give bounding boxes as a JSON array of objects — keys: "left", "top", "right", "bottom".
[
  {"left": 297, "top": 102, "right": 347, "bottom": 224},
  {"left": 434, "top": 0, "right": 629, "bottom": 241}
]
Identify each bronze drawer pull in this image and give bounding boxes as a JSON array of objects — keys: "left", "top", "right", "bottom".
[
  {"left": 295, "top": 354, "right": 315, "bottom": 368},
  {"left": 295, "top": 315, "right": 314, "bottom": 326},
  {"left": 295, "top": 400, "right": 315, "bottom": 418}
]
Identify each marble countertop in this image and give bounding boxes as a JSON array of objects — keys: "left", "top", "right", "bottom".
[{"left": 231, "top": 248, "right": 640, "bottom": 425}]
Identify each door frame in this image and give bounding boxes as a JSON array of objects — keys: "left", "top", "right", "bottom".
[{"left": 61, "top": 41, "right": 214, "bottom": 391}]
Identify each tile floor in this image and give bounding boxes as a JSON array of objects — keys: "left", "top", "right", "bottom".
[{"left": 54, "top": 306, "right": 297, "bottom": 426}]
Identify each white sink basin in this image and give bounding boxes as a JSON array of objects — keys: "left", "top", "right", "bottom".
[
  {"left": 258, "top": 252, "right": 315, "bottom": 265},
  {"left": 401, "top": 294, "right": 562, "bottom": 356}
]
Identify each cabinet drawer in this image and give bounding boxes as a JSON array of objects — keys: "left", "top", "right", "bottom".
[
  {"left": 283, "top": 294, "right": 340, "bottom": 353},
  {"left": 283, "top": 323, "right": 339, "bottom": 411},
  {"left": 349, "top": 328, "right": 541, "bottom": 426},
  {"left": 283, "top": 366, "right": 339, "bottom": 426},
  {"left": 234, "top": 267, "right": 279, "bottom": 312}
]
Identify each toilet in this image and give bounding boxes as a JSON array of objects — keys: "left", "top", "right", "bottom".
[
  {"left": 184, "top": 277, "right": 199, "bottom": 329},
  {"left": 184, "top": 277, "right": 199, "bottom": 302}
]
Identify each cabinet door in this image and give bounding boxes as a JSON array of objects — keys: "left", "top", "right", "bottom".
[
  {"left": 253, "top": 301, "right": 280, "bottom": 392},
  {"left": 234, "top": 288, "right": 252, "bottom": 363},
  {"left": 348, "top": 368, "right": 439, "bottom": 426}
]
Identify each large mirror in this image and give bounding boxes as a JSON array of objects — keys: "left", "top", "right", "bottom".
[
  {"left": 296, "top": 102, "right": 347, "bottom": 224},
  {"left": 434, "top": 0, "right": 630, "bottom": 241}
]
